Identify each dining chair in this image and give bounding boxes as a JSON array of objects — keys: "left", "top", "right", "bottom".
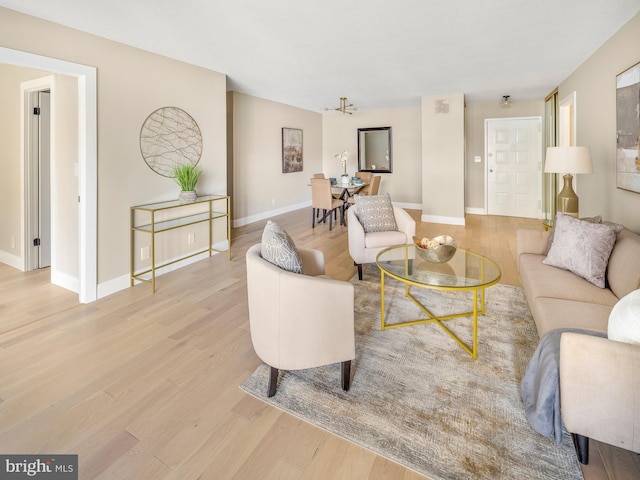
[
  {"left": 346, "top": 173, "right": 379, "bottom": 208},
  {"left": 311, "top": 178, "right": 345, "bottom": 230},
  {"left": 313, "top": 173, "right": 325, "bottom": 178},
  {"left": 368, "top": 175, "right": 381, "bottom": 195}
]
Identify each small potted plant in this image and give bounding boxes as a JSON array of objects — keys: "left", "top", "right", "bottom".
[
  {"left": 335, "top": 150, "right": 350, "bottom": 184},
  {"left": 172, "top": 163, "right": 202, "bottom": 202}
]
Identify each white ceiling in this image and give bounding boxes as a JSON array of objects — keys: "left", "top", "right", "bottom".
[{"left": 2, "top": 0, "right": 639, "bottom": 112}]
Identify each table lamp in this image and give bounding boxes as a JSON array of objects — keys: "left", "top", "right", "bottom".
[{"left": 544, "top": 146, "right": 593, "bottom": 217}]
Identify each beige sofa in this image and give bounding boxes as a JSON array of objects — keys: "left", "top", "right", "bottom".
[{"left": 516, "top": 227, "right": 640, "bottom": 462}]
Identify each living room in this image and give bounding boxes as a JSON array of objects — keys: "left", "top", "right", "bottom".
[
  {"left": 0, "top": 3, "right": 639, "bottom": 479},
  {"left": 0, "top": 5, "right": 639, "bottom": 302}
]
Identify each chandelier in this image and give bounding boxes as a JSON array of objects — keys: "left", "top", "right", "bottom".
[
  {"left": 500, "top": 95, "right": 512, "bottom": 107},
  {"left": 325, "top": 97, "right": 357, "bottom": 115}
]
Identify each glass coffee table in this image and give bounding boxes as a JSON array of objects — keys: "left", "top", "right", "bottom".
[{"left": 376, "top": 244, "right": 501, "bottom": 359}]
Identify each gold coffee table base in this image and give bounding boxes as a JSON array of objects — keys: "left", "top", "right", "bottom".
[
  {"left": 380, "top": 276, "right": 485, "bottom": 359},
  {"left": 376, "top": 245, "right": 501, "bottom": 360}
]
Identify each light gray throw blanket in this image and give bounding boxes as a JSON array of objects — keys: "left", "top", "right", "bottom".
[{"left": 520, "top": 328, "right": 606, "bottom": 446}]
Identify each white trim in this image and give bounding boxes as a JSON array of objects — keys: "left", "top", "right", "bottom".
[
  {"left": 421, "top": 214, "right": 465, "bottom": 226},
  {"left": 1, "top": 47, "right": 98, "bottom": 303},
  {"left": 233, "top": 200, "right": 311, "bottom": 227},
  {"left": 393, "top": 201, "right": 422, "bottom": 210},
  {"left": 465, "top": 207, "right": 485, "bottom": 215},
  {"left": 0, "top": 251, "right": 22, "bottom": 270},
  {"left": 51, "top": 270, "right": 80, "bottom": 294},
  {"left": 98, "top": 242, "right": 227, "bottom": 299}
]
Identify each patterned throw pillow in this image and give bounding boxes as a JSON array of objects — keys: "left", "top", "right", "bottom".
[
  {"left": 354, "top": 193, "right": 398, "bottom": 233},
  {"left": 260, "top": 221, "right": 304, "bottom": 274},
  {"left": 543, "top": 213, "right": 619, "bottom": 288}
]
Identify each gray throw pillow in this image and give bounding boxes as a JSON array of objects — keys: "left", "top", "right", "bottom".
[
  {"left": 543, "top": 213, "right": 619, "bottom": 288},
  {"left": 260, "top": 220, "right": 304, "bottom": 274},
  {"left": 545, "top": 214, "right": 602, "bottom": 254},
  {"left": 354, "top": 193, "right": 398, "bottom": 233}
]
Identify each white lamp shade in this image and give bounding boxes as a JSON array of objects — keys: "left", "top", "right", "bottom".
[{"left": 544, "top": 146, "right": 593, "bottom": 174}]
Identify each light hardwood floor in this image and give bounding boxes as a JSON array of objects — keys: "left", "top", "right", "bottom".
[{"left": 0, "top": 209, "right": 615, "bottom": 479}]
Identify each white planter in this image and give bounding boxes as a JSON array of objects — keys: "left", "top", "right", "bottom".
[{"left": 178, "top": 190, "right": 197, "bottom": 202}]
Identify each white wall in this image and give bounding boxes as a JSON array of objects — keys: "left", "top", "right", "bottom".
[
  {"left": 421, "top": 94, "right": 466, "bottom": 225},
  {"left": 558, "top": 11, "right": 640, "bottom": 231},
  {"left": 231, "top": 92, "right": 323, "bottom": 226},
  {"left": 322, "top": 107, "right": 422, "bottom": 208},
  {"left": 465, "top": 100, "right": 545, "bottom": 212},
  {"left": 0, "top": 7, "right": 227, "bottom": 294}
]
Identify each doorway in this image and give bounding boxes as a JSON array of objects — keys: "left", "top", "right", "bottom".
[
  {"left": 2, "top": 46, "right": 97, "bottom": 303},
  {"left": 485, "top": 117, "right": 542, "bottom": 218}
]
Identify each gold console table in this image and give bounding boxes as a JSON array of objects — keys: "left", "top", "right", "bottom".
[{"left": 130, "top": 195, "right": 231, "bottom": 292}]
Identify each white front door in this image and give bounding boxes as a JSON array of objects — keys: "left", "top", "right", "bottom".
[{"left": 486, "top": 117, "right": 542, "bottom": 218}]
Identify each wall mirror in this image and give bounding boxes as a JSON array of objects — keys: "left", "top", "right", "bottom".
[{"left": 357, "top": 127, "right": 392, "bottom": 173}]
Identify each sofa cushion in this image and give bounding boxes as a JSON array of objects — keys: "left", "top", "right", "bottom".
[
  {"left": 543, "top": 213, "right": 619, "bottom": 288},
  {"left": 354, "top": 194, "right": 398, "bottom": 233},
  {"left": 608, "top": 289, "right": 640, "bottom": 345},
  {"left": 607, "top": 229, "right": 640, "bottom": 299},
  {"left": 519, "top": 253, "right": 619, "bottom": 307},
  {"left": 260, "top": 220, "right": 304, "bottom": 274},
  {"left": 532, "top": 298, "right": 612, "bottom": 337}
]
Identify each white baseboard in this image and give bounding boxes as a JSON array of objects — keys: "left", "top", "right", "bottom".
[
  {"left": 421, "top": 214, "right": 466, "bottom": 226},
  {"left": 51, "top": 270, "right": 80, "bottom": 294},
  {"left": 394, "top": 202, "right": 422, "bottom": 210},
  {"left": 0, "top": 251, "right": 23, "bottom": 270},
  {"left": 97, "top": 244, "right": 228, "bottom": 299},
  {"left": 233, "top": 201, "right": 311, "bottom": 228},
  {"left": 465, "top": 207, "right": 485, "bottom": 215}
]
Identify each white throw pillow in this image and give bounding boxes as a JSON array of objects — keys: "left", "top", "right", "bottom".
[
  {"left": 608, "top": 289, "right": 640, "bottom": 345},
  {"left": 260, "top": 220, "right": 304, "bottom": 274},
  {"left": 543, "top": 213, "right": 619, "bottom": 288},
  {"left": 354, "top": 193, "right": 398, "bottom": 233}
]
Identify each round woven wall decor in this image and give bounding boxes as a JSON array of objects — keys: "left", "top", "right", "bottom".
[{"left": 139, "top": 106, "right": 202, "bottom": 177}]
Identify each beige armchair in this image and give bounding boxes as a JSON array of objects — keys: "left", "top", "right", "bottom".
[
  {"left": 348, "top": 204, "right": 416, "bottom": 280},
  {"left": 246, "top": 243, "right": 355, "bottom": 397}
]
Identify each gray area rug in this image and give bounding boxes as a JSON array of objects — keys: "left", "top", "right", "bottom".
[{"left": 240, "top": 265, "right": 583, "bottom": 480}]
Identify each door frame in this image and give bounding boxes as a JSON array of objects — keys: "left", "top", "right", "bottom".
[
  {"left": 2, "top": 46, "right": 97, "bottom": 303},
  {"left": 484, "top": 116, "right": 543, "bottom": 217},
  {"left": 22, "top": 78, "right": 54, "bottom": 272}
]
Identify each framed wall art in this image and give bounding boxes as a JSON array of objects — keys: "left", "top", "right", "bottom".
[
  {"left": 616, "top": 61, "right": 640, "bottom": 193},
  {"left": 282, "top": 127, "right": 303, "bottom": 173}
]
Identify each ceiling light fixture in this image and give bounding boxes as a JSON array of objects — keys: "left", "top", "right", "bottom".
[
  {"left": 325, "top": 97, "right": 357, "bottom": 115},
  {"left": 500, "top": 95, "right": 512, "bottom": 107}
]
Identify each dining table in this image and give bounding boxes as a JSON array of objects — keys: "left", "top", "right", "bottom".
[{"left": 330, "top": 180, "right": 368, "bottom": 201}]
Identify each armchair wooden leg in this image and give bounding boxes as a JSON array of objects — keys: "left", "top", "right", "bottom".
[
  {"left": 268, "top": 366, "right": 279, "bottom": 397},
  {"left": 341, "top": 360, "right": 351, "bottom": 391},
  {"left": 356, "top": 263, "right": 363, "bottom": 280},
  {"left": 572, "top": 433, "right": 589, "bottom": 464},
  {"left": 312, "top": 208, "right": 316, "bottom": 228}
]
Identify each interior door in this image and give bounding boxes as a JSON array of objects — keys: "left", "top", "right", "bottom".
[
  {"left": 29, "top": 90, "right": 51, "bottom": 269},
  {"left": 486, "top": 117, "right": 542, "bottom": 218}
]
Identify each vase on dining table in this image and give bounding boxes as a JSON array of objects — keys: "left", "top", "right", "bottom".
[{"left": 341, "top": 174, "right": 350, "bottom": 185}]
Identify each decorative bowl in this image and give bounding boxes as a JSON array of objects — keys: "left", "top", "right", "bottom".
[{"left": 413, "top": 235, "right": 457, "bottom": 263}]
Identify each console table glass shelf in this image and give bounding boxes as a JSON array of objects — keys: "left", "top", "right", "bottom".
[{"left": 130, "top": 194, "right": 231, "bottom": 292}]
